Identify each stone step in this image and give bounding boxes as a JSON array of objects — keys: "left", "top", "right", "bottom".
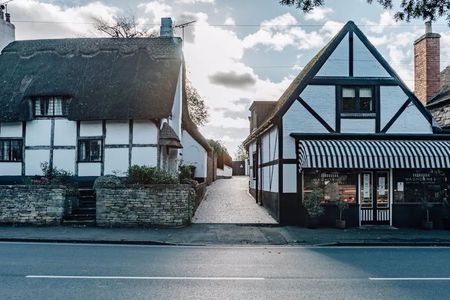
[
  {"left": 62, "top": 219, "right": 96, "bottom": 227},
  {"left": 65, "top": 214, "right": 96, "bottom": 221},
  {"left": 72, "top": 208, "right": 96, "bottom": 214}
]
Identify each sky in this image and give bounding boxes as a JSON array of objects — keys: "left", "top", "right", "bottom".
[{"left": 5, "top": 0, "right": 450, "bottom": 157}]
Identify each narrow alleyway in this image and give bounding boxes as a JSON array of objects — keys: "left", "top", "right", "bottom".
[{"left": 192, "top": 176, "right": 277, "bottom": 224}]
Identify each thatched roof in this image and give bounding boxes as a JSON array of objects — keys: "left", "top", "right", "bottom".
[{"left": 0, "top": 37, "right": 183, "bottom": 122}]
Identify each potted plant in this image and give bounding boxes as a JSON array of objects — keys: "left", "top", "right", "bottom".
[
  {"left": 336, "top": 199, "right": 349, "bottom": 229},
  {"left": 420, "top": 197, "right": 434, "bottom": 230},
  {"left": 303, "top": 185, "right": 324, "bottom": 229}
]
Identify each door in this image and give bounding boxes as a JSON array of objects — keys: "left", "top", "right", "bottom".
[{"left": 360, "top": 171, "right": 390, "bottom": 225}]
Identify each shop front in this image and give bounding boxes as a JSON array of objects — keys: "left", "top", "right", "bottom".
[{"left": 297, "top": 137, "right": 450, "bottom": 227}]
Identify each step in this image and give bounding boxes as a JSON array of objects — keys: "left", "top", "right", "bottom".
[
  {"left": 72, "top": 208, "right": 96, "bottom": 214},
  {"left": 65, "top": 214, "right": 96, "bottom": 221},
  {"left": 62, "top": 219, "right": 96, "bottom": 227}
]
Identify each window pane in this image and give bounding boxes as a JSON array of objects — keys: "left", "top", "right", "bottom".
[
  {"left": 54, "top": 98, "right": 63, "bottom": 115},
  {"left": 343, "top": 88, "right": 355, "bottom": 98},
  {"left": 359, "top": 88, "right": 372, "bottom": 98},
  {"left": 0, "top": 141, "right": 7, "bottom": 160},
  {"left": 34, "top": 99, "right": 42, "bottom": 116},
  {"left": 79, "top": 141, "right": 87, "bottom": 161},
  {"left": 11, "top": 141, "right": 22, "bottom": 161},
  {"left": 342, "top": 98, "right": 356, "bottom": 112},
  {"left": 394, "top": 169, "right": 448, "bottom": 203},
  {"left": 360, "top": 98, "right": 372, "bottom": 112},
  {"left": 47, "top": 98, "right": 54, "bottom": 116},
  {"left": 304, "top": 171, "right": 357, "bottom": 204},
  {"left": 90, "top": 140, "right": 101, "bottom": 161}
]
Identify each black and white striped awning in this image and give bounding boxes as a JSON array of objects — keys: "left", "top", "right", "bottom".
[{"left": 298, "top": 140, "right": 450, "bottom": 170}]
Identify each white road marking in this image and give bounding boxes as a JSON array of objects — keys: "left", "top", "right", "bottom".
[
  {"left": 26, "top": 275, "right": 265, "bottom": 281},
  {"left": 370, "top": 277, "right": 450, "bottom": 281}
]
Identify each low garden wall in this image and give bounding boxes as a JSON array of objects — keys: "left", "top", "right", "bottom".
[
  {"left": 95, "top": 185, "right": 196, "bottom": 227},
  {"left": 0, "top": 186, "right": 67, "bottom": 225}
]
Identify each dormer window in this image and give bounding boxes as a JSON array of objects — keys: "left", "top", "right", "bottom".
[
  {"left": 342, "top": 87, "right": 374, "bottom": 114},
  {"left": 33, "top": 97, "right": 69, "bottom": 117}
]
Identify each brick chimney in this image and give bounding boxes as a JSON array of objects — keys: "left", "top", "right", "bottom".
[
  {"left": 160, "top": 17, "right": 173, "bottom": 38},
  {"left": 414, "top": 21, "right": 441, "bottom": 105}
]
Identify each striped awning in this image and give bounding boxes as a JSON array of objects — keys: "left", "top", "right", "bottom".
[{"left": 298, "top": 140, "right": 450, "bottom": 170}]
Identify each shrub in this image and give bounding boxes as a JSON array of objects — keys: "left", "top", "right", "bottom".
[
  {"left": 127, "top": 165, "right": 179, "bottom": 185},
  {"left": 94, "top": 175, "right": 124, "bottom": 189},
  {"left": 179, "top": 164, "right": 195, "bottom": 181},
  {"left": 31, "top": 162, "right": 75, "bottom": 186},
  {"left": 303, "top": 184, "right": 325, "bottom": 218}
]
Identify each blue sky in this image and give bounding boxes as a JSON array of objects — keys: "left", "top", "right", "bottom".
[{"left": 7, "top": 0, "right": 450, "bottom": 155}]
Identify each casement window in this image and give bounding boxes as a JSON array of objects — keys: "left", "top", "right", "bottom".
[
  {"left": 341, "top": 87, "right": 374, "bottom": 114},
  {"left": 78, "top": 139, "right": 102, "bottom": 162},
  {"left": 33, "top": 97, "right": 69, "bottom": 117},
  {"left": 0, "top": 139, "right": 23, "bottom": 162}
]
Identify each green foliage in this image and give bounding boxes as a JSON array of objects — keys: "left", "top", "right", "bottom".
[
  {"left": 280, "top": 0, "right": 450, "bottom": 25},
  {"left": 32, "top": 162, "right": 74, "bottom": 186},
  {"left": 186, "top": 80, "right": 209, "bottom": 127},
  {"left": 235, "top": 143, "right": 248, "bottom": 161},
  {"left": 303, "top": 184, "right": 325, "bottom": 218},
  {"left": 208, "top": 139, "right": 228, "bottom": 155},
  {"left": 127, "top": 165, "right": 179, "bottom": 185},
  {"left": 93, "top": 175, "right": 124, "bottom": 189}
]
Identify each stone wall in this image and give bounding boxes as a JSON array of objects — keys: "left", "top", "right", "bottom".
[
  {"left": 0, "top": 186, "right": 66, "bottom": 225},
  {"left": 430, "top": 105, "right": 450, "bottom": 128},
  {"left": 96, "top": 185, "right": 196, "bottom": 227}
]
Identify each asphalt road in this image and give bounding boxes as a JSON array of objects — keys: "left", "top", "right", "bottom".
[{"left": 1, "top": 242, "right": 450, "bottom": 300}]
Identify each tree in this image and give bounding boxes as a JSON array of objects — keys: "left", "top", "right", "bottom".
[
  {"left": 279, "top": 0, "right": 450, "bottom": 25},
  {"left": 92, "top": 15, "right": 156, "bottom": 38},
  {"left": 186, "top": 81, "right": 209, "bottom": 127},
  {"left": 208, "top": 139, "right": 228, "bottom": 155},
  {"left": 235, "top": 144, "right": 248, "bottom": 161}
]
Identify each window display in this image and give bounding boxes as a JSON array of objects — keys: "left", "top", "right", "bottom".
[{"left": 304, "top": 170, "right": 357, "bottom": 204}]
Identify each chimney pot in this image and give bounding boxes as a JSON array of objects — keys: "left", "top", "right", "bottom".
[
  {"left": 5, "top": 13, "right": 10, "bottom": 23},
  {"left": 160, "top": 17, "right": 173, "bottom": 38},
  {"left": 425, "top": 21, "right": 432, "bottom": 34}
]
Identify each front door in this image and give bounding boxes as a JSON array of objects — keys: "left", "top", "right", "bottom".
[{"left": 360, "top": 171, "right": 390, "bottom": 225}]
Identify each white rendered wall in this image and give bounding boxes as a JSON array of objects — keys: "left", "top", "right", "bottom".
[
  {"left": 249, "top": 142, "right": 256, "bottom": 189},
  {"left": 54, "top": 120, "right": 76, "bottom": 146},
  {"left": 25, "top": 149, "right": 49, "bottom": 176},
  {"left": 317, "top": 33, "right": 349, "bottom": 77},
  {"left": 131, "top": 147, "right": 158, "bottom": 167},
  {"left": 261, "top": 165, "right": 278, "bottom": 193},
  {"left": 353, "top": 35, "right": 391, "bottom": 77},
  {"left": 387, "top": 105, "right": 432, "bottom": 134},
  {"left": 380, "top": 86, "right": 409, "bottom": 129},
  {"left": 170, "top": 66, "right": 183, "bottom": 138},
  {"left": 105, "top": 121, "right": 129, "bottom": 145},
  {"left": 26, "top": 120, "right": 51, "bottom": 146},
  {"left": 133, "top": 121, "right": 158, "bottom": 144},
  {"left": 283, "top": 100, "right": 329, "bottom": 159},
  {"left": 0, "top": 122, "right": 22, "bottom": 137},
  {"left": 0, "top": 162, "right": 21, "bottom": 176},
  {"left": 104, "top": 148, "right": 129, "bottom": 175},
  {"left": 0, "top": 19, "right": 15, "bottom": 52},
  {"left": 341, "top": 119, "right": 375, "bottom": 133},
  {"left": 53, "top": 149, "right": 76, "bottom": 173},
  {"left": 217, "top": 165, "right": 232, "bottom": 177},
  {"left": 181, "top": 130, "right": 207, "bottom": 178},
  {"left": 301, "top": 85, "right": 336, "bottom": 130},
  {"left": 78, "top": 163, "right": 101, "bottom": 177},
  {"left": 80, "top": 121, "right": 102, "bottom": 137}
]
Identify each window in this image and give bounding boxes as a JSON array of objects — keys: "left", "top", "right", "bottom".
[
  {"left": 252, "top": 151, "right": 258, "bottom": 179},
  {"left": 34, "top": 97, "right": 69, "bottom": 117},
  {"left": 0, "top": 139, "right": 23, "bottom": 162},
  {"left": 304, "top": 170, "right": 357, "bottom": 204},
  {"left": 341, "top": 87, "right": 373, "bottom": 113},
  {"left": 78, "top": 139, "right": 102, "bottom": 162},
  {"left": 394, "top": 170, "right": 448, "bottom": 204}
]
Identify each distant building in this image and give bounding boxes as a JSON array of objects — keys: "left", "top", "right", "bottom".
[{"left": 0, "top": 6, "right": 15, "bottom": 52}]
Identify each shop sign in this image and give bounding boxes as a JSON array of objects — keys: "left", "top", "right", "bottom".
[{"left": 363, "top": 174, "right": 370, "bottom": 198}]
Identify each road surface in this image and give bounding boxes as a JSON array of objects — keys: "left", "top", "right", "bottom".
[{"left": 1, "top": 242, "right": 450, "bottom": 299}]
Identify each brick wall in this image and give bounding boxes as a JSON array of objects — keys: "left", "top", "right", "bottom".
[
  {"left": 96, "top": 185, "right": 196, "bottom": 227},
  {"left": 0, "top": 186, "right": 66, "bottom": 225},
  {"left": 414, "top": 33, "right": 441, "bottom": 105}
]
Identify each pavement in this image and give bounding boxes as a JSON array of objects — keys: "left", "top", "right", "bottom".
[
  {"left": 192, "top": 177, "right": 277, "bottom": 224},
  {"left": 1, "top": 224, "right": 450, "bottom": 246}
]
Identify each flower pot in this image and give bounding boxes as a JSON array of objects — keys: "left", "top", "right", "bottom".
[
  {"left": 335, "top": 219, "right": 346, "bottom": 229},
  {"left": 422, "top": 220, "right": 433, "bottom": 230},
  {"left": 307, "top": 217, "right": 320, "bottom": 229}
]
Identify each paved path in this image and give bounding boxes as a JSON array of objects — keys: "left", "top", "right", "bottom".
[{"left": 192, "top": 176, "right": 277, "bottom": 224}]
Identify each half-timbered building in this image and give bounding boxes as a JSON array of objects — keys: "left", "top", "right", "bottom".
[{"left": 244, "top": 21, "right": 450, "bottom": 228}]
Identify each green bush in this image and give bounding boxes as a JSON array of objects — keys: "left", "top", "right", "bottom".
[
  {"left": 94, "top": 175, "right": 124, "bottom": 189},
  {"left": 127, "top": 165, "right": 179, "bottom": 185}
]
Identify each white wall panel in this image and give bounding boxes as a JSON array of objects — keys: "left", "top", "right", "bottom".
[
  {"left": 53, "top": 149, "right": 76, "bottom": 173},
  {"left": 104, "top": 148, "right": 129, "bottom": 176},
  {"left": 283, "top": 100, "right": 329, "bottom": 159},
  {"left": 133, "top": 121, "right": 158, "bottom": 144},
  {"left": 269, "top": 128, "right": 279, "bottom": 161},
  {"left": 80, "top": 121, "right": 102, "bottom": 137},
  {"left": 380, "top": 86, "right": 409, "bottom": 129},
  {"left": 261, "top": 132, "right": 270, "bottom": 164},
  {"left": 181, "top": 130, "right": 207, "bottom": 178},
  {"left": 105, "top": 121, "right": 129, "bottom": 145},
  {"left": 26, "top": 120, "right": 51, "bottom": 146},
  {"left": 0, "top": 122, "right": 22, "bottom": 137},
  {"left": 353, "top": 35, "right": 391, "bottom": 77},
  {"left": 387, "top": 105, "right": 432, "bottom": 134},
  {"left": 282, "top": 164, "right": 297, "bottom": 193},
  {"left": 78, "top": 163, "right": 101, "bottom": 177},
  {"left": 261, "top": 165, "right": 278, "bottom": 192},
  {"left": 170, "top": 67, "right": 183, "bottom": 138},
  {"left": 341, "top": 119, "right": 375, "bottom": 133},
  {"left": 54, "top": 120, "right": 76, "bottom": 146},
  {"left": 25, "top": 149, "right": 49, "bottom": 176},
  {"left": 317, "top": 33, "right": 349, "bottom": 77},
  {"left": 217, "top": 166, "right": 232, "bottom": 177},
  {"left": 131, "top": 147, "right": 158, "bottom": 167},
  {"left": 301, "top": 85, "right": 336, "bottom": 130},
  {"left": 0, "top": 162, "right": 21, "bottom": 176}
]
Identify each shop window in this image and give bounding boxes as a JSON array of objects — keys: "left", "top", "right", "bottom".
[
  {"left": 393, "top": 170, "right": 448, "bottom": 204},
  {"left": 304, "top": 170, "right": 357, "bottom": 204},
  {"left": 33, "top": 96, "right": 69, "bottom": 117},
  {"left": 0, "top": 139, "right": 23, "bottom": 162},
  {"left": 78, "top": 139, "right": 102, "bottom": 162},
  {"left": 341, "top": 87, "right": 373, "bottom": 114}
]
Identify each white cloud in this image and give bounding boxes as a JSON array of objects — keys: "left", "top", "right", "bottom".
[
  {"left": 304, "top": 7, "right": 333, "bottom": 21},
  {"left": 176, "top": 0, "right": 215, "bottom": 4},
  {"left": 365, "top": 11, "right": 398, "bottom": 34},
  {"left": 138, "top": 1, "right": 173, "bottom": 23},
  {"left": 224, "top": 17, "right": 235, "bottom": 26}
]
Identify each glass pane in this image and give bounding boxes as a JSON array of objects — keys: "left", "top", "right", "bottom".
[
  {"left": 34, "top": 100, "right": 42, "bottom": 116},
  {"left": 360, "top": 173, "right": 372, "bottom": 208},
  {"left": 342, "top": 98, "right": 356, "bottom": 112},
  {"left": 90, "top": 140, "right": 101, "bottom": 161},
  {"left": 54, "top": 98, "right": 63, "bottom": 115},
  {"left": 47, "top": 98, "right": 54, "bottom": 116},
  {"left": 79, "top": 141, "right": 87, "bottom": 161},
  {"left": 11, "top": 141, "right": 22, "bottom": 161},
  {"left": 0, "top": 141, "right": 6, "bottom": 160},
  {"left": 360, "top": 98, "right": 372, "bottom": 112},
  {"left": 376, "top": 173, "right": 389, "bottom": 208},
  {"left": 359, "top": 88, "right": 372, "bottom": 98},
  {"left": 343, "top": 88, "right": 355, "bottom": 98},
  {"left": 304, "top": 171, "right": 357, "bottom": 204}
]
